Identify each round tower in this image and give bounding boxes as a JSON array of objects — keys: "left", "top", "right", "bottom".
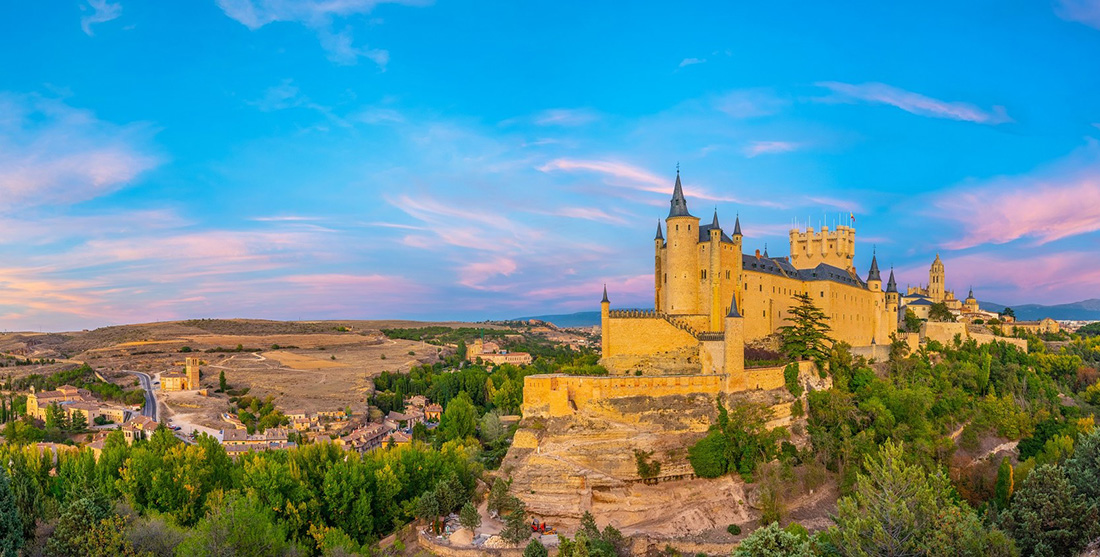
[
  {"left": 664, "top": 170, "right": 700, "bottom": 314},
  {"left": 708, "top": 209, "right": 723, "bottom": 331},
  {"left": 654, "top": 221, "right": 664, "bottom": 311},
  {"left": 885, "top": 268, "right": 900, "bottom": 327},
  {"left": 600, "top": 285, "right": 610, "bottom": 355}
]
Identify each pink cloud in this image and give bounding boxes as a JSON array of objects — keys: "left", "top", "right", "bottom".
[
  {"left": 896, "top": 252, "right": 1100, "bottom": 305},
  {"left": 533, "top": 206, "right": 629, "bottom": 225},
  {"left": 817, "top": 82, "right": 1011, "bottom": 124},
  {"left": 743, "top": 141, "right": 799, "bottom": 157},
  {"left": 458, "top": 257, "right": 518, "bottom": 289},
  {"left": 1055, "top": 0, "right": 1100, "bottom": 29},
  {"left": 936, "top": 142, "right": 1100, "bottom": 248}
]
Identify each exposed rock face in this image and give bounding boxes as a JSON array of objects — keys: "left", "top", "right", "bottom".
[{"left": 502, "top": 388, "right": 800, "bottom": 538}]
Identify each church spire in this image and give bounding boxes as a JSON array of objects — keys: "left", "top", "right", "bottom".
[{"left": 667, "top": 168, "right": 692, "bottom": 218}]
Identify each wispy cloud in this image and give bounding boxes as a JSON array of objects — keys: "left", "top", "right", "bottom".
[
  {"left": 531, "top": 207, "right": 630, "bottom": 225},
  {"left": 678, "top": 57, "right": 705, "bottom": 68},
  {"left": 1055, "top": 0, "right": 1100, "bottom": 29},
  {"left": 712, "top": 88, "right": 788, "bottom": 119},
  {"left": 743, "top": 140, "right": 799, "bottom": 157},
  {"left": 0, "top": 93, "right": 159, "bottom": 211},
  {"left": 215, "top": 0, "right": 429, "bottom": 67},
  {"left": 80, "top": 0, "right": 122, "bottom": 36},
  {"left": 531, "top": 108, "right": 600, "bottom": 127},
  {"left": 817, "top": 81, "right": 1012, "bottom": 124},
  {"left": 936, "top": 141, "right": 1100, "bottom": 248}
]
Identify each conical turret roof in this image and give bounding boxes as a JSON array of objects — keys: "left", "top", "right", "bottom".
[
  {"left": 711, "top": 208, "right": 720, "bottom": 229},
  {"left": 886, "top": 269, "right": 897, "bottom": 293},
  {"left": 655, "top": 221, "right": 664, "bottom": 241},
  {"left": 868, "top": 253, "right": 881, "bottom": 282},
  {"left": 668, "top": 171, "right": 692, "bottom": 218},
  {"left": 727, "top": 292, "right": 741, "bottom": 318},
  {"left": 733, "top": 215, "right": 742, "bottom": 236},
  {"left": 601, "top": 285, "right": 609, "bottom": 304}
]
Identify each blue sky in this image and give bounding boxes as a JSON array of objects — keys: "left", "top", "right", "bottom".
[{"left": 1, "top": 1, "right": 1100, "bottom": 331}]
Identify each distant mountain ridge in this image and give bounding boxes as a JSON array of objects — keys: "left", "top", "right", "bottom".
[
  {"left": 980, "top": 299, "right": 1100, "bottom": 321},
  {"left": 511, "top": 311, "right": 601, "bottom": 328},
  {"left": 517, "top": 299, "right": 1100, "bottom": 328}
]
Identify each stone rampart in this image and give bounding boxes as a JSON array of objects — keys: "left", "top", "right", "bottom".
[{"left": 523, "top": 374, "right": 725, "bottom": 418}]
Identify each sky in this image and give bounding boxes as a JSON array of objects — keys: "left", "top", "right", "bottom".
[{"left": 1, "top": 1, "right": 1100, "bottom": 331}]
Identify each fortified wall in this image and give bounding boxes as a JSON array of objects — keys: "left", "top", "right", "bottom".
[{"left": 922, "top": 322, "right": 1029, "bottom": 353}]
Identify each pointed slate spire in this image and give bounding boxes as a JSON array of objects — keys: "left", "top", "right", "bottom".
[
  {"left": 711, "top": 207, "right": 720, "bottom": 229},
  {"left": 968, "top": 286, "right": 975, "bottom": 299},
  {"left": 601, "top": 284, "right": 609, "bottom": 304},
  {"left": 733, "top": 214, "right": 742, "bottom": 236},
  {"left": 667, "top": 169, "right": 692, "bottom": 218},
  {"left": 655, "top": 220, "right": 664, "bottom": 241},
  {"left": 886, "top": 268, "right": 898, "bottom": 293},
  {"left": 763, "top": 243, "right": 769, "bottom": 258},
  {"left": 868, "top": 251, "right": 881, "bottom": 282},
  {"left": 727, "top": 292, "right": 741, "bottom": 318}
]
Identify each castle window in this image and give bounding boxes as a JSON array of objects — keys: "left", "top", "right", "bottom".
[
  {"left": 688, "top": 225, "right": 691, "bottom": 230},
  {"left": 759, "top": 285, "right": 763, "bottom": 291},
  {"left": 701, "top": 270, "right": 707, "bottom": 279}
]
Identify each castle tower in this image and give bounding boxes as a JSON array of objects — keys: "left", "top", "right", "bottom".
[
  {"left": 664, "top": 170, "right": 700, "bottom": 314},
  {"left": 788, "top": 223, "right": 856, "bottom": 271},
  {"left": 866, "top": 251, "right": 882, "bottom": 292},
  {"left": 185, "top": 357, "right": 200, "bottom": 390},
  {"left": 929, "top": 254, "right": 945, "bottom": 302},
  {"left": 708, "top": 209, "right": 724, "bottom": 331},
  {"left": 885, "top": 268, "right": 900, "bottom": 325},
  {"left": 723, "top": 292, "right": 745, "bottom": 392},
  {"left": 732, "top": 215, "right": 744, "bottom": 318},
  {"left": 654, "top": 221, "right": 664, "bottom": 311},
  {"left": 600, "top": 285, "right": 610, "bottom": 355}
]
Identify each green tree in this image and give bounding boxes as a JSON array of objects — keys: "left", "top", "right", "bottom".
[
  {"left": 0, "top": 468, "right": 22, "bottom": 557},
  {"left": 437, "top": 392, "right": 478, "bottom": 443},
  {"left": 634, "top": 449, "right": 662, "bottom": 479},
  {"left": 734, "top": 522, "right": 812, "bottom": 557},
  {"left": 928, "top": 302, "right": 956, "bottom": 322},
  {"left": 778, "top": 293, "right": 833, "bottom": 362},
  {"left": 1000, "top": 464, "right": 1099, "bottom": 557},
  {"left": 479, "top": 410, "right": 504, "bottom": 443},
  {"left": 1064, "top": 428, "right": 1100, "bottom": 504},
  {"left": 487, "top": 477, "right": 512, "bottom": 516},
  {"left": 1001, "top": 307, "right": 1016, "bottom": 320},
  {"left": 829, "top": 440, "right": 1015, "bottom": 556},
  {"left": 783, "top": 363, "right": 803, "bottom": 398},
  {"left": 994, "top": 456, "right": 1014, "bottom": 509},
  {"left": 903, "top": 308, "right": 923, "bottom": 333},
  {"left": 218, "top": 370, "right": 227, "bottom": 392},
  {"left": 176, "top": 494, "right": 293, "bottom": 557},
  {"left": 459, "top": 501, "right": 481, "bottom": 533},
  {"left": 43, "top": 496, "right": 112, "bottom": 556},
  {"left": 69, "top": 410, "right": 88, "bottom": 432},
  {"left": 415, "top": 491, "right": 442, "bottom": 535},
  {"left": 523, "top": 538, "right": 549, "bottom": 557},
  {"left": 500, "top": 504, "right": 531, "bottom": 546}
]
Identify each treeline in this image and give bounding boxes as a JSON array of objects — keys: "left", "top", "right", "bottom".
[
  {"left": 0, "top": 428, "right": 481, "bottom": 556},
  {"left": 14, "top": 364, "right": 146, "bottom": 406}
]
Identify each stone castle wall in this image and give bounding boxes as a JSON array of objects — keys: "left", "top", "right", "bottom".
[
  {"left": 523, "top": 374, "right": 725, "bottom": 418},
  {"left": 922, "top": 321, "right": 1028, "bottom": 352},
  {"left": 601, "top": 314, "right": 700, "bottom": 374}
]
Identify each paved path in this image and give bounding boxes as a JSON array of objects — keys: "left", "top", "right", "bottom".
[{"left": 125, "top": 370, "right": 158, "bottom": 421}]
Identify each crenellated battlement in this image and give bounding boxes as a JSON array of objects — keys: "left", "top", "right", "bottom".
[{"left": 788, "top": 225, "right": 856, "bottom": 270}]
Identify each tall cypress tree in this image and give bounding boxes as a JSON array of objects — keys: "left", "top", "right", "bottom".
[{"left": 0, "top": 467, "right": 23, "bottom": 557}]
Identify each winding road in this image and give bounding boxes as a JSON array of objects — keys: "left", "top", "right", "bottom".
[{"left": 126, "top": 371, "right": 158, "bottom": 422}]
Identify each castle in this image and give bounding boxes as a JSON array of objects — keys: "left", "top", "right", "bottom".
[{"left": 522, "top": 170, "right": 1017, "bottom": 418}]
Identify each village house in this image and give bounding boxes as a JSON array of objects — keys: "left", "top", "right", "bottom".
[
  {"left": 121, "top": 415, "right": 159, "bottom": 444},
  {"left": 340, "top": 423, "right": 389, "bottom": 453}
]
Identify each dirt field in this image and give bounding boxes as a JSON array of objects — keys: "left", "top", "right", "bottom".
[{"left": 0, "top": 319, "right": 502, "bottom": 430}]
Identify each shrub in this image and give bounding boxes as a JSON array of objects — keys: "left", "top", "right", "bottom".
[{"left": 726, "top": 523, "right": 741, "bottom": 536}]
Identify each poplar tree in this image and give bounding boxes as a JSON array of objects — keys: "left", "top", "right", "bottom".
[
  {"left": 0, "top": 468, "right": 22, "bottom": 557},
  {"left": 778, "top": 293, "right": 833, "bottom": 362}
]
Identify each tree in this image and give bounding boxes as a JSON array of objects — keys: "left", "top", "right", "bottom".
[
  {"left": 928, "top": 302, "right": 956, "bottom": 322},
  {"left": 1001, "top": 307, "right": 1016, "bottom": 319},
  {"left": 634, "top": 449, "right": 661, "bottom": 480},
  {"left": 778, "top": 293, "right": 833, "bottom": 362},
  {"left": 1000, "top": 464, "right": 1099, "bottom": 557},
  {"left": 903, "top": 308, "right": 923, "bottom": 333},
  {"left": 459, "top": 501, "right": 481, "bottom": 533},
  {"left": 1064, "top": 428, "right": 1100, "bottom": 504},
  {"left": 829, "top": 440, "right": 1015, "bottom": 555},
  {"left": 437, "top": 392, "right": 478, "bottom": 443},
  {"left": 0, "top": 468, "right": 22, "bottom": 557},
  {"left": 218, "top": 371, "right": 227, "bottom": 392},
  {"left": 44, "top": 496, "right": 112, "bottom": 556},
  {"left": 479, "top": 410, "right": 504, "bottom": 443},
  {"left": 69, "top": 410, "right": 88, "bottom": 432},
  {"left": 523, "top": 539, "right": 549, "bottom": 557},
  {"left": 176, "top": 494, "right": 292, "bottom": 557},
  {"left": 415, "top": 491, "right": 442, "bottom": 535},
  {"left": 487, "top": 478, "right": 513, "bottom": 516},
  {"left": 734, "top": 522, "right": 812, "bottom": 557},
  {"left": 783, "top": 363, "right": 803, "bottom": 398},
  {"left": 994, "top": 456, "right": 1014, "bottom": 509},
  {"left": 499, "top": 504, "right": 531, "bottom": 546}
]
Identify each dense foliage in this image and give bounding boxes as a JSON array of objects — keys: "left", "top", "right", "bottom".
[{"left": 0, "top": 427, "right": 481, "bottom": 556}]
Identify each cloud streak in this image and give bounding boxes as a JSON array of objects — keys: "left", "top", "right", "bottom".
[
  {"left": 1055, "top": 0, "right": 1100, "bottom": 29},
  {"left": 743, "top": 140, "right": 799, "bottom": 157},
  {"left": 80, "top": 0, "right": 122, "bottom": 36},
  {"left": 817, "top": 81, "right": 1011, "bottom": 124}
]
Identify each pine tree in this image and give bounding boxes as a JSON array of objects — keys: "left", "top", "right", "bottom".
[
  {"left": 778, "top": 293, "right": 833, "bottom": 362},
  {"left": 218, "top": 371, "right": 227, "bottom": 393},
  {"left": 70, "top": 410, "right": 88, "bottom": 432},
  {"left": 994, "top": 456, "right": 1013, "bottom": 509},
  {"left": 459, "top": 501, "right": 481, "bottom": 533}
]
